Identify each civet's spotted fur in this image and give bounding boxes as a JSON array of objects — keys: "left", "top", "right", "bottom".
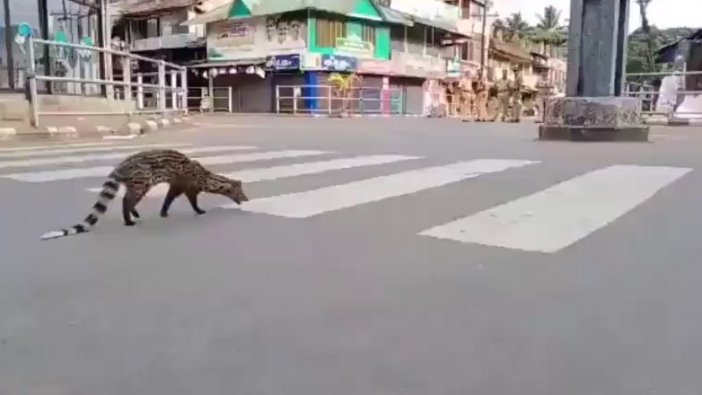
[{"left": 40, "top": 149, "right": 248, "bottom": 240}]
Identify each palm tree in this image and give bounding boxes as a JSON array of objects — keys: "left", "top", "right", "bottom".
[
  {"left": 504, "top": 12, "right": 531, "bottom": 41},
  {"left": 533, "top": 6, "right": 567, "bottom": 46},
  {"left": 492, "top": 18, "right": 506, "bottom": 37},
  {"left": 636, "top": 0, "right": 657, "bottom": 71}
]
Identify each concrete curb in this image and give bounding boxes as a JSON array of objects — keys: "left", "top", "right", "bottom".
[{"left": 644, "top": 117, "right": 702, "bottom": 126}]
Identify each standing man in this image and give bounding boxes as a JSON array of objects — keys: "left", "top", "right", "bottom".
[
  {"left": 474, "top": 73, "right": 490, "bottom": 122},
  {"left": 459, "top": 73, "right": 474, "bottom": 121},
  {"left": 535, "top": 79, "right": 554, "bottom": 124},
  {"left": 492, "top": 69, "right": 511, "bottom": 122},
  {"left": 509, "top": 67, "right": 524, "bottom": 123}
]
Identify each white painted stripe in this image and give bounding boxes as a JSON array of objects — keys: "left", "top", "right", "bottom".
[
  {"left": 0, "top": 142, "right": 115, "bottom": 153},
  {"left": 224, "top": 154, "right": 422, "bottom": 182},
  {"left": 7, "top": 150, "right": 328, "bottom": 183},
  {"left": 419, "top": 165, "right": 692, "bottom": 253},
  {"left": 224, "top": 159, "right": 538, "bottom": 218},
  {"left": 0, "top": 143, "right": 196, "bottom": 159},
  {"left": 193, "top": 150, "right": 328, "bottom": 166},
  {"left": 0, "top": 145, "right": 256, "bottom": 170},
  {"left": 85, "top": 154, "right": 418, "bottom": 197}
]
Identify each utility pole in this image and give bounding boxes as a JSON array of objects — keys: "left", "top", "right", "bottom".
[{"left": 471, "top": 1, "right": 498, "bottom": 78}]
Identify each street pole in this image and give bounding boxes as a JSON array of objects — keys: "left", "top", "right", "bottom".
[
  {"left": 480, "top": 6, "right": 487, "bottom": 77},
  {"left": 471, "top": 4, "right": 498, "bottom": 79}
]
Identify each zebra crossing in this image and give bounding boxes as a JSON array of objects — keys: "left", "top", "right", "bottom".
[{"left": 0, "top": 140, "right": 693, "bottom": 253}]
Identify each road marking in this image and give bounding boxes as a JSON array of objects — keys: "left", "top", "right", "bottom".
[
  {"left": 0, "top": 145, "right": 256, "bottom": 170},
  {"left": 0, "top": 142, "right": 116, "bottom": 152},
  {"left": 7, "top": 150, "right": 329, "bottom": 183},
  {"left": 193, "top": 150, "right": 329, "bottom": 166},
  {"left": 223, "top": 159, "right": 538, "bottom": 218},
  {"left": 84, "top": 154, "right": 418, "bottom": 197},
  {"left": 419, "top": 165, "right": 692, "bottom": 253},
  {"left": 223, "top": 154, "right": 422, "bottom": 182},
  {"left": 0, "top": 143, "right": 198, "bottom": 159}
]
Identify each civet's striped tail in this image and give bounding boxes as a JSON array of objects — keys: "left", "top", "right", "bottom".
[{"left": 40, "top": 176, "right": 121, "bottom": 241}]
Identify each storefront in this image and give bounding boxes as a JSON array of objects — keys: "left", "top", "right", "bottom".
[{"left": 0, "top": 0, "right": 107, "bottom": 91}]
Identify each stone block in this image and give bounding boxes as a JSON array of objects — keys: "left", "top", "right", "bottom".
[
  {"left": 96, "top": 125, "right": 115, "bottom": 134},
  {"left": 0, "top": 127, "right": 16, "bottom": 139},
  {"left": 539, "top": 97, "right": 650, "bottom": 142},
  {"left": 144, "top": 120, "right": 159, "bottom": 131},
  {"left": 127, "top": 122, "right": 143, "bottom": 135}
]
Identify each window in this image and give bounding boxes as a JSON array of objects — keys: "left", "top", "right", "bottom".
[
  {"left": 316, "top": 18, "right": 346, "bottom": 48},
  {"left": 406, "top": 24, "right": 424, "bottom": 54},
  {"left": 361, "top": 24, "right": 375, "bottom": 47},
  {"left": 425, "top": 27, "right": 438, "bottom": 56},
  {"left": 471, "top": 38, "right": 483, "bottom": 62},
  {"left": 390, "top": 25, "right": 405, "bottom": 52},
  {"left": 472, "top": 1, "right": 483, "bottom": 18}
]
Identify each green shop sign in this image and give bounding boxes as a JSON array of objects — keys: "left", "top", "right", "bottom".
[{"left": 336, "top": 33, "right": 374, "bottom": 56}]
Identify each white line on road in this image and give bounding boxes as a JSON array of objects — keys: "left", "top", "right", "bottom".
[
  {"left": 193, "top": 150, "right": 329, "bottom": 166},
  {"left": 0, "top": 143, "right": 196, "bottom": 159},
  {"left": 0, "top": 142, "right": 116, "bottom": 153},
  {"left": 84, "top": 154, "right": 419, "bottom": 197},
  {"left": 223, "top": 154, "right": 422, "bottom": 182},
  {"left": 223, "top": 159, "right": 538, "bottom": 218},
  {"left": 0, "top": 145, "right": 256, "bottom": 170},
  {"left": 419, "top": 165, "right": 692, "bottom": 253},
  {"left": 7, "top": 150, "right": 328, "bottom": 183}
]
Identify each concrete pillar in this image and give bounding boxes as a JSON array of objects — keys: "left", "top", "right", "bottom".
[{"left": 538, "top": 0, "right": 649, "bottom": 142}]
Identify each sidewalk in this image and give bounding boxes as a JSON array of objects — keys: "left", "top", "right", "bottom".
[{"left": 0, "top": 113, "right": 195, "bottom": 141}]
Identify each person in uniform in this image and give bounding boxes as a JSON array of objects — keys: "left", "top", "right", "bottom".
[
  {"left": 509, "top": 67, "right": 524, "bottom": 122},
  {"left": 474, "top": 74, "right": 490, "bottom": 122},
  {"left": 535, "top": 79, "right": 554, "bottom": 124},
  {"left": 492, "top": 69, "right": 511, "bottom": 122},
  {"left": 459, "top": 74, "right": 474, "bottom": 121}
]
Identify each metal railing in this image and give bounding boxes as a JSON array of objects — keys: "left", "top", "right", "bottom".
[
  {"left": 275, "top": 85, "right": 404, "bottom": 116},
  {"left": 24, "top": 36, "right": 188, "bottom": 127},
  {"left": 187, "top": 87, "right": 235, "bottom": 112},
  {"left": 625, "top": 69, "right": 702, "bottom": 121}
]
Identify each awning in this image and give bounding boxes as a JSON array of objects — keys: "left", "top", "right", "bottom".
[
  {"left": 376, "top": 6, "right": 414, "bottom": 26},
  {"left": 186, "top": 58, "right": 266, "bottom": 68},
  {"left": 656, "top": 29, "right": 702, "bottom": 63},
  {"left": 122, "top": 0, "right": 196, "bottom": 15},
  {"left": 490, "top": 39, "right": 532, "bottom": 63},
  {"left": 182, "top": 3, "right": 230, "bottom": 25},
  {"left": 184, "top": 0, "right": 415, "bottom": 27},
  {"left": 412, "top": 15, "right": 463, "bottom": 36}
]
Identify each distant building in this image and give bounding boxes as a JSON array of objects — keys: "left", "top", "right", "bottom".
[{"left": 181, "top": 0, "right": 487, "bottom": 114}]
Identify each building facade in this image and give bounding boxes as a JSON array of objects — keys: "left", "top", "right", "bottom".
[{"left": 182, "top": 0, "right": 489, "bottom": 114}]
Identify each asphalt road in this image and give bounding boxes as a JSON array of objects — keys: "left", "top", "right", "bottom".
[{"left": 1, "top": 116, "right": 701, "bottom": 395}]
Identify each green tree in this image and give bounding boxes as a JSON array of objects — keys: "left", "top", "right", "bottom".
[
  {"left": 532, "top": 6, "right": 567, "bottom": 46},
  {"left": 503, "top": 12, "right": 531, "bottom": 41},
  {"left": 635, "top": 0, "right": 658, "bottom": 72}
]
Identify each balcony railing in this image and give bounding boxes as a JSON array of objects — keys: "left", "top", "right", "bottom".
[
  {"left": 131, "top": 33, "right": 203, "bottom": 52},
  {"left": 390, "top": 0, "right": 460, "bottom": 22}
]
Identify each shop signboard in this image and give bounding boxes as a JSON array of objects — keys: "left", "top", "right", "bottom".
[
  {"left": 265, "top": 54, "right": 301, "bottom": 70},
  {"left": 321, "top": 54, "right": 358, "bottom": 72},
  {"left": 446, "top": 59, "right": 461, "bottom": 78},
  {"left": 335, "top": 33, "right": 374, "bottom": 59},
  {"left": 207, "top": 14, "right": 307, "bottom": 60}
]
